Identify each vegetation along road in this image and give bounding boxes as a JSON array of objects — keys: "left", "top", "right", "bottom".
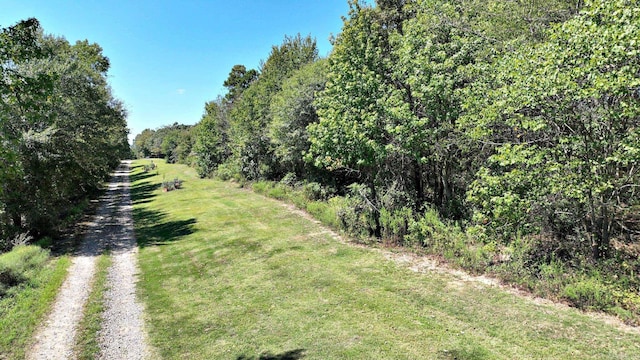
[
  {"left": 3, "top": 2, "right": 640, "bottom": 358},
  {"left": 129, "top": 160, "right": 639, "bottom": 359}
]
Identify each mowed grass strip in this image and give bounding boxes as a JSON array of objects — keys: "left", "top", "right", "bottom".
[
  {"left": 132, "top": 160, "right": 640, "bottom": 360},
  {"left": 74, "top": 253, "right": 111, "bottom": 360}
]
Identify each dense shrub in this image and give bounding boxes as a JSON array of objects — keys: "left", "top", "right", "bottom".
[{"left": 380, "top": 207, "right": 414, "bottom": 246}]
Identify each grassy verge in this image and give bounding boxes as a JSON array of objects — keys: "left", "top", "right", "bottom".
[
  {"left": 250, "top": 180, "right": 640, "bottom": 324},
  {"left": 132, "top": 159, "right": 640, "bottom": 359},
  {"left": 0, "top": 246, "right": 70, "bottom": 359},
  {"left": 74, "top": 253, "right": 112, "bottom": 360}
]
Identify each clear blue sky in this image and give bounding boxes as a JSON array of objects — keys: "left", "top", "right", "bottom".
[{"left": 0, "top": 0, "right": 352, "bottom": 142}]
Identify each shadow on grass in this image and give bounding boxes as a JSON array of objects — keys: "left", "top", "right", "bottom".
[
  {"left": 133, "top": 208, "right": 196, "bottom": 248},
  {"left": 236, "top": 349, "right": 306, "bottom": 360},
  {"left": 130, "top": 181, "right": 160, "bottom": 205},
  {"left": 129, "top": 167, "right": 156, "bottom": 183}
]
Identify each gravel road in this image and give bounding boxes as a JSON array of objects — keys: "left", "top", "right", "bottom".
[{"left": 28, "top": 161, "right": 152, "bottom": 360}]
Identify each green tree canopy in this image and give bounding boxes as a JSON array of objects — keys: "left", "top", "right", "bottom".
[{"left": 463, "top": 0, "right": 640, "bottom": 258}]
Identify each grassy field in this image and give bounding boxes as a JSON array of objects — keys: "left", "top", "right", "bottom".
[{"left": 132, "top": 159, "right": 640, "bottom": 359}]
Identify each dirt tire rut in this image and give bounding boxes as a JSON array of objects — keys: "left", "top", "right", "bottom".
[{"left": 28, "top": 161, "right": 151, "bottom": 360}]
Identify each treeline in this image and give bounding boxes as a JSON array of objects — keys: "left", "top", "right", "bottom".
[
  {"left": 134, "top": 0, "right": 640, "bottom": 317},
  {"left": 132, "top": 123, "right": 193, "bottom": 163},
  {"left": 0, "top": 19, "right": 130, "bottom": 251}
]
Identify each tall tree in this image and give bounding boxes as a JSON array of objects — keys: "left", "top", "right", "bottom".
[
  {"left": 228, "top": 34, "right": 319, "bottom": 180},
  {"left": 0, "top": 19, "right": 129, "bottom": 247},
  {"left": 223, "top": 64, "right": 258, "bottom": 103},
  {"left": 193, "top": 98, "right": 230, "bottom": 177},
  {"left": 463, "top": 0, "right": 640, "bottom": 259},
  {"left": 269, "top": 59, "right": 327, "bottom": 178}
]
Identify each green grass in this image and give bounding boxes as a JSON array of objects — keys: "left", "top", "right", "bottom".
[
  {"left": 132, "top": 159, "right": 640, "bottom": 359},
  {"left": 75, "top": 253, "right": 112, "bottom": 360},
  {"left": 0, "top": 247, "right": 70, "bottom": 359}
]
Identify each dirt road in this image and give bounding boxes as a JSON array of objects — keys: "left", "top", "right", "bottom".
[{"left": 28, "top": 161, "right": 151, "bottom": 360}]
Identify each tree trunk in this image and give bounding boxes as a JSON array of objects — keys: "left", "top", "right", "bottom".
[
  {"left": 369, "top": 180, "right": 382, "bottom": 238},
  {"left": 413, "top": 159, "right": 424, "bottom": 206},
  {"left": 592, "top": 205, "right": 611, "bottom": 260}
]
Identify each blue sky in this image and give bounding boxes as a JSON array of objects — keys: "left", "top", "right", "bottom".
[{"left": 1, "top": 0, "right": 352, "bottom": 142}]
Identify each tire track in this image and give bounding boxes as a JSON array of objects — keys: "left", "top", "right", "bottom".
[{"left": 28, "top": 161, "right": 151, "bottom": 359}]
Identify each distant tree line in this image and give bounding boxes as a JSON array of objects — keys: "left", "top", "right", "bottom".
[
  {"left": 132, "top": 123, "right": 193, "bottom": 164},
  {"left": 0, "top": 19, "right": 130, "bottom": 251},
  {"left": 134, "top": 0, "right": 639, "bottom": 266}
]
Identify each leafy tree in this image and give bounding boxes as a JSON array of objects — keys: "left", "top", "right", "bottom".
[
  {"left": 0, "top": 19, "right": 129, "bottom": 247},
  {"left": 228, "top": 34, "right": 319, "bottom": 180},
  {"left": 269, "top": 59, "right": 327, "bottom": 177},
  {"left": 133, "top": 128, "right": 156, "bottom": 158},
  {"left": 463, "top": 0, "right": 640, "bottom": 259},
  {"left": 133, "top": 124, "right": 193, "bottom": 163},
  {"left": 223, "top": 64, "right": 258, "bottom": 103},
  {"left": 307, "top": 2, "right": 397, "bottom": 235},
  {"left": 193, "top": 97, "right": 230, "bottom": 177}
]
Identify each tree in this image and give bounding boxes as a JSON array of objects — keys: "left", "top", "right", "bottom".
[
  {"left": 463, "top": 0, "right": 640, "bottom": 259},
  {"left": 308, "top": 2, "right": 395, "bottom": 236},
  {"left": 228, "top": 34, "right": 319, "bottom": 180},
  {"left": 223, "top": 65, "right": 258, "bottom": 103},
  {"left": 0, "top": 19, "right": 129, "bottom": 247},
  {"left": 193, "top": 98, "right": 230, "bottom": 177},
  {"left": 269, "top": 59, "right": 327, "bottom": 177}
]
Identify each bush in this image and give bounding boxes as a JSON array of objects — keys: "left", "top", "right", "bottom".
[
  {"left": 380, "top": 207, "right": 415, "bottom": 246},
  {"left": 306, "top": 198, "right": 343, "bottom": 229},
  {"left": 334, "top": 184, "right": 379, "bottom": 240},
  {"left": 302, "top": 181, "right": 335, "bottom": 201},
  {"left": 563, "top": 277, "right": 614, "bottom": 311},
  {"left": 406, "top": 207, "right": 450, "bottom": 249},
  {"left": 215, "top": 161, "right": 241, "bottom": 182},
  {"left": 161, "top": 178, "right": 183, "bottom": 192},
  {"left": 251, "top": 181, "right": 271, "bottom": 194},
  {"left": 267, "top": 184, "right": 288, "bottom": 200},
  {"left": 0, "top": 245, "right": 50, "bottom": 297},
  {"left": 280, "top": 172, "right": 298, "bottom": 187}
]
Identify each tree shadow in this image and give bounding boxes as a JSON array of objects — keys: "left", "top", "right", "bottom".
[
  {"left": 236, "top": 349, "right": 306, "bottom": 360},
  {"left": 129, "top": 170, "right": 156, "bottom": 184},
  {"left": 133, "top": 208, "right": 196, "bottom": 248},
  {"left": 130, "top": 180, "right": 160, "bottom": 205}
]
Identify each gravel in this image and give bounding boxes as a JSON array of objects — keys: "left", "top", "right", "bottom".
[{"left": 28, "top": 161, "right": 152, "bottom": 360}]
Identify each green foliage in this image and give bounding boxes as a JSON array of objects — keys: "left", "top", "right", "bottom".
[
  {"left": 193, "top": 98, "right": 230, "bottom": 177},
  {"left": 463, "top": 0, "right": 640, "bottom": 258},
  {"left": 133, "top": 123, "right": 194, "bottom": 163},
  {"left": 161, "top": 178, "right": 183, "bottom": 192},
  {"left": 269, "top": 60, "right": 327, "bottom": 177},
  {"left": 380, "top": 207, "right": 414, "bottom": 245},
  {"left": 308, "top": 3, "right": 389, "bottom": 176},
  {"left": 0, "top": 19, "right": 129, "bottom": 246},
  {"left": 563, "top": 277, "right": 614, "bottom": 312},
  {"left": 138, "top": 0, "right": 640, "bottom": 323},
  {"left": 0, "top": 245, "right": 49, "bottom": 296},
  {"left": 227, "top": 34, "right": 319, "bottom": 181},
  {"left": 223, "top": 64, "right": 258, "bottom": 102}
]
